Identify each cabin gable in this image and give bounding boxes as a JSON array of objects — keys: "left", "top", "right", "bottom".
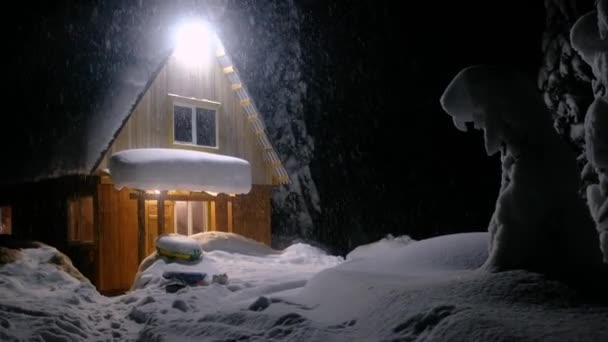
[{"left": 96, "top": 56, "right": 274, "bottom": 185}]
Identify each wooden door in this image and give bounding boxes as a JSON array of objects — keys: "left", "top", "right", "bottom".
[{"left": 144, "top": 201, "right": 174, "bottom": 256}]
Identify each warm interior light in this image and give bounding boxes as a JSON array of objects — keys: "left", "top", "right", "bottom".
[
  {"left": 205, "top": 191, "right": 218, "bottom": 197},
  {"left": 173, "top": 20, "right": 217, "bottom": 68}
]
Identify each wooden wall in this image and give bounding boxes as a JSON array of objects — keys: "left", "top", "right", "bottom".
[
  {"left": 2, "top": 176, "right": 99, "bottom": 285},
  {"left": 232, "top": 185, "right": 272, "bottom": 245},
  {"left": 97, "top": 184, "right": 138, "bottom": 293},
  {"left": 97, "top": 56, "right": 274, "bottom": 185}
]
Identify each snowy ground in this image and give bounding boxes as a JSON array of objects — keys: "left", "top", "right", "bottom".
[{"left": 1, "top": 232, "right": 607, "bottom": 341}]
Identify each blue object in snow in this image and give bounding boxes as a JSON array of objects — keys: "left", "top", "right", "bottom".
[{"left": 162, "top": 271, "right": 208, "bottom": 286}]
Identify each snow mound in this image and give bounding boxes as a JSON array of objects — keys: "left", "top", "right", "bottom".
[
  {"left": 346, "top": 234, "right": 414, "bottom": 261},
  {"left": 273, "top": 233, "right": 607, "bottom": 341},
  {"left": 280, "top": 233, "right": 488, "bottom": 324},
  {"left": 2, "top": 232, "right": 608, "bottom": 341},
  {"left": 0, "top": 246, "right": 105, "bottom": 341},
  {"left": 133, "top": 232, "right": 343, "bottom": 292},
  {"left": 280, "top": 243, "right": 343, "bottom": 267},
  {"left": 0, "top": 247, "right": 90, "bottom": 294},
  {"left": 344, "top": 233, "right": 488, "bottom": 278},
  {"left": 191, "top": 231, "right": 279, "bottom": 256},
  {"left": 109, "top": 148, "right": 252, "bottom": 194},
  {"left": 132, "top": 255, "right": 222, "bottom": 291}
]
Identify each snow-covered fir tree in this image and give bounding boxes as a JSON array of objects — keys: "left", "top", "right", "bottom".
[
  {"left": 212, "top": 1, "right": 320, "bottom": 246},
  {"left": 570, "top": 0, "right": 608, "bottom": 262}
]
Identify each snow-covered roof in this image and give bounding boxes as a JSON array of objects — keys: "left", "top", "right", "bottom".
[
  {"left": 213, "top": 46, "right": 290, "bottom": 184},
  {"left": 109, "top": 148, "right": 252, "bottom": 194}
]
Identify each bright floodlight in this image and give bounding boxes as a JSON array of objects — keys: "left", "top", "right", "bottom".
[{"left": 174, "top": 20, "right": 217, "bottom": 68}]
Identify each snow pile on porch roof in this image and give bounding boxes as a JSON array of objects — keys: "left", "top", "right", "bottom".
[{"left": 109, "top": 148, "right": 251, "bottom": 194}]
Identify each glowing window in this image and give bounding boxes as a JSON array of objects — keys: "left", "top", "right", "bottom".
[
  {"left": 0, "top": 206, "right": 11, "bottom": 235},
  {"left": 67, "top": 196, "right": 94, "bottom": 243},
  {"left": 174, "top": 201, "right": 210, "bottom": 235}
]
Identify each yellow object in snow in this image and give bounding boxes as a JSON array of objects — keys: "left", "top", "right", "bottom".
[
  {"left": 157, "top": 247, "right": 201, "bottom": 261},
  {"left": 155, "top": 234, "right": 203, "bottom": 262}
]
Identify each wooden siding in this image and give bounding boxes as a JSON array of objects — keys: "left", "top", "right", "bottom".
[
  {"left": 97, "top": 184, "right": 138, "bottom": 293},
  {"left": 2, "top": 176, "right": 99, "bottom": 285},
  {"left": 97, "top": 56, "right": 273, "bottom": 185},
  {"left": 232, "top": 185, "right": 272, "bottom": 245},
  {"left": 95, "top": 183, "right": 272, "bottom": 293}
]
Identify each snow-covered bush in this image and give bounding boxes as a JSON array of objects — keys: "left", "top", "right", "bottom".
[
  {"left": 571, "top": 1, "right": 608, "bottom": 262},
  {"left": 440, "top": 65, "right": 603, "bottom": 275}
]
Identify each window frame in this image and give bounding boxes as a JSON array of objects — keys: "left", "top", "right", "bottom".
[{"left": 169, "top": 94, "right": 221, "bottom": 150}]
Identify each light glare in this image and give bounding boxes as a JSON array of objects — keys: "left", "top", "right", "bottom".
[{"left": 174, "top": 20, "right": 217, "bottom": 68}]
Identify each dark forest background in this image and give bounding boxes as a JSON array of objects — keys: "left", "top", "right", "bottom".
[{"left": 295, "top": 1, "right": 546, "bottom": 253}]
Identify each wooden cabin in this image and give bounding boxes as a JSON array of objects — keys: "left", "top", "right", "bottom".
[{"left": 0, "top": 31, "right": 288, "bottom": 294}]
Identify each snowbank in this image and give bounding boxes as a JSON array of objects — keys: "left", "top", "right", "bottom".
[
  {"left": 192, "top": 231, "right": 279, "bottom": 256},
  {"left": 109, "top": 148, "right": 252, "bottom": 194},
  {"left": 266, "top": 233, "right": 607, "bottom": 341},
  {"left": 346, "top": 234, "right": 413, "bottom": 261},
  {"left": 2, "top": 233, "right": 607, "bottom": 341},
  {"left": 132, "top": 232, "right": 342, "bottom": 292}
]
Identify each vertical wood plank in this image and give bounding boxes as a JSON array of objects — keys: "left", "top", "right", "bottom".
[
  {"left": 209, "top": 202, "right": 216, "bottom": 231},
  {"left": 97, "top": 184, "right": 139, "bottom": 294},
  {"left": 232, "top": 185, "right": 271, "bottom": 245},
  {"left": 215, "top": 195, "right": 228, "bottom": 232},
  {"left": 157, "top": 192, "right": 166, "bottom": 237},
  {"left": 137, "top": 192, "right": 145, "bottom": 264}
]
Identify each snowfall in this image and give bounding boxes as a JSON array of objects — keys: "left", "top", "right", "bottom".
[{"left": 0, "top": 231, "right": 607, "bottom": 342}]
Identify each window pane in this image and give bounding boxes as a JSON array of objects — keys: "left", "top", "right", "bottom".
[
  {"left": 195, "top": 108, "right": 216, "bottom": 147},
  {"left": 174, "top": 105, "right": 192, "bottom": 143},
  {"left": 175, "top": 201, "right": 188, "bottom": 235}
]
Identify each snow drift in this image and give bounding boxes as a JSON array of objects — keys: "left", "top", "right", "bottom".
[{"left": 1, "top": 232, "right": 608, "bottom": 341}]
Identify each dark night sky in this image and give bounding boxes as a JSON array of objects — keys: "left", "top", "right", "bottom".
[
  {"left": 296, "top": 1, "right": 547, "bottom": 252},
  {"left": 1, "top": 1, "right": 547, "bottom": 253}
]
